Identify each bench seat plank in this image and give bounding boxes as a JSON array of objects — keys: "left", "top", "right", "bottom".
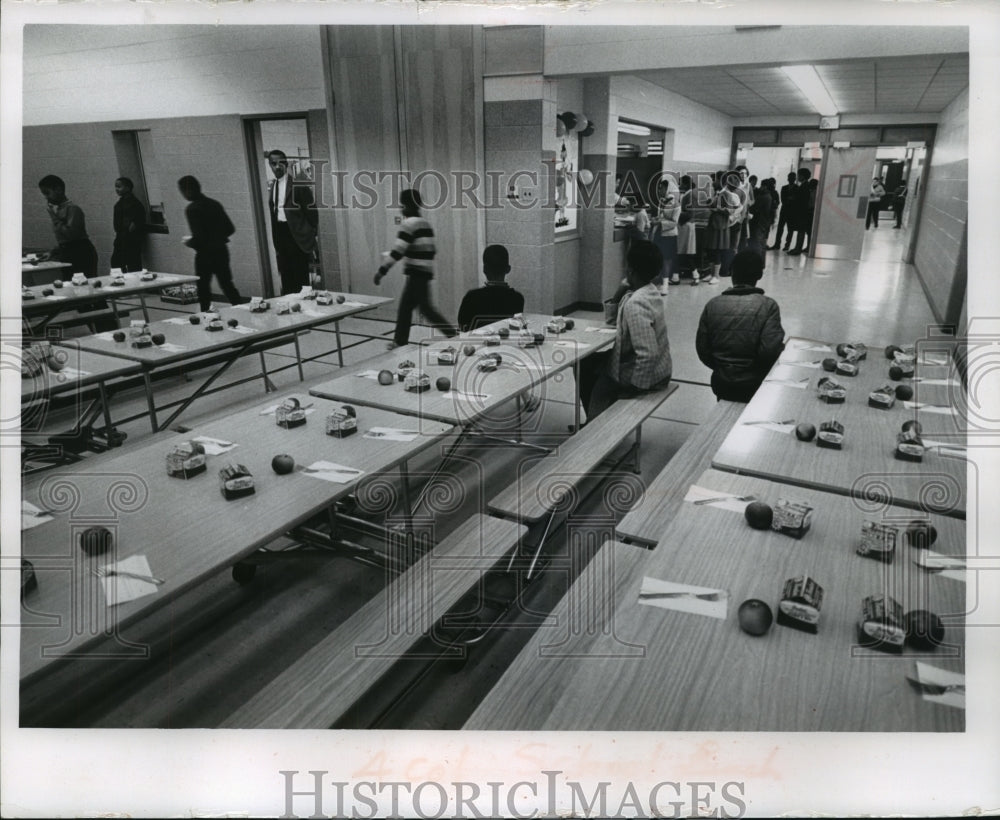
[
  {"left": 615, "top": 400, "right": 743, "bottom": 545},
  {"left": 221, "top": 513, "right": 525, "bottom": 729},
  {"left": 488, "top": 384, "right": 678, "bottom": 524}
]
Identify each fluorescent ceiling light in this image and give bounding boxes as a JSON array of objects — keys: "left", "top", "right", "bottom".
[
  {"left": 782, "top": 65, "right": 838, "bottom": 117},
  {"left": 618, "top": 122, "right": 651, "bottom": 137}
]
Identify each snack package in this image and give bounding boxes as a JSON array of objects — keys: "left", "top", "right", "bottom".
[
  {"left": 816, "top": 419, "right": 845, "bottom": 449},
  {"left": 857, "top": 520, "right": 898, "bottom": 563},
  {"left": 326, "top": 405, "right": 358, "bottom": 437},
  {"left": 315, "top": 291, "right": 334, "bottom": 305},
  {"left": 396, "top": 360, "right": 416, "bottom": 382},
  {"left": 834, "top": 360, "right": 858, "bottom": 377},
  {"left": 71, "top": 272, "right": 88, "bottom": 286},
  {"left": 817, "top": 376, "right": 846, "bottom": 403},
  {"left": 436, "top": 346, "right": 457, "bottom": 365},
  {"left": 276, "top": 397, "right": 308, "bottom": 428},
  {"left": 404, "top": 369, "right": 431, "bottom": 393},
  {"left": 867, "top": 384, "right": 896, "bottom": 409},
  {"left": 546, "top": 315, "right": 567, "bottom": 334},
  {"left": 777, "top": 575, "right": 824, "bottom": 633},
  {"left": 895, "top": 428, "right": 924, "bottom": 462},
  {"left": 166, "top": 441, "right": 207, "bottom": 479},
  {"left": 771, "top": 498, "right": 814, "bottom": 538},
  {"left": 219, "top": 463, "right": 255, "bottom": 500},
  {"left": 856, "top": 594, "right": 905, "bottom": 653},
  {"left": 249, "top": 297, "right": 270, "bottom": 312},
  {"left": 508, "top": 313, "right": 527, "bottom": 330},
  {"left": 477, "top": 352, "right": 501, "bottom": 372}
]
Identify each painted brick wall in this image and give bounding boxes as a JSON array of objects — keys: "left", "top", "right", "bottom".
[{"left": 913, "top": 87, "right": 968, "bottom": 328}]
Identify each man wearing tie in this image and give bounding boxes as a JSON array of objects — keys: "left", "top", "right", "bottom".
[{"left": 267, "top": 149, "right": 318, "bottom": 294}]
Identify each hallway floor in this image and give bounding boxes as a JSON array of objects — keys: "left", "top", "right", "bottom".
[{"left": 21, "top": 225, "right": 942, "bottom": 729}]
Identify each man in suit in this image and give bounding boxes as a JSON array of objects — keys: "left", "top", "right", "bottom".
[
  {"left": 267, "top": 149, "right": 318, "bottom": 295},
  {"left": 768, "top": 172, "right": 798, "bottom": 250}
]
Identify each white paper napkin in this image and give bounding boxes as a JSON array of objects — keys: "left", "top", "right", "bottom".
[
  {"left": 300, "top": 309, "right": 326, "bottom": 318},
  {"left": 364, "top": 427, "right": 420, "bottom": 442},
  {"left": 585, "top": 327, "right": 616, "bottom": 334},
  {"left": 259, "top": 400, "right": 314, "bottom": 415},
  {"left": 54, "top": 367, "right": 90, "bottom": 382},
  {"left": 353, "top": 369, "right": 383, "bottom": 380},
  {"left": 917, "top": 356, "right": 949, "bottom": 366},
  {"left": 341, "top": 300, "right": 367, "bottom": 308},
  {"left": 158, "top": 342, "right": 188, "bottom": 353},
  {"left": 763, "top": 377, "right": 809, "bottom": 389},
  {"left": 908, "top": 661, "right": 965, "bottom": 709},
  {"left": 553, "top": 340, "right": 589, "bottom": 349},
  {"left": 683, "top": 484, "right": 756, "bottom": 514},
  {"left": 638, "top": 577, "right": 728, "bottom": 620},
  {"left": 912, "top": 377, "right": 960, "bottom": 387},
  {"left": 226, "top": 324, "right": 256, "bottom": 335},
  {"left": 741, "top": 420, "right": 796, "bottom": 435},
  {"left": 94, "top": 331, "right": 119, "bottom": 342},
  {"left": 443, "top": 391, "right": 491, "bottom": 402},
  {"left": 914, "top": 550, "right": 966, "bottom": 582},
  {"left": 44, "top": 295, "right": 68, "bottom": 301},
  {"left": 100, "top": 555, "right": 160, "bottom": 607},
  {"left": 190, "top": 435, "right": 238, "bottom": 456},
  {"left": 903, "top": 401, "right": 956, "bottom": 415},
  {"left": 163, "top": 316, "right": 192, "bottom": 324},
  {"left": 21, "top": 501, "right": 54, "bottom": 531},
  {"left": 921, "top": 439, "right": 967, "bottom": 457},
  {"left": 778, "top": 358, "right": 822, "bottom": 368},
  {"left": 300, "top": 461, "right": 364, "bottom": 483},
  {"left": 788, "top": 341, "right": 833, "bottom": 353}
]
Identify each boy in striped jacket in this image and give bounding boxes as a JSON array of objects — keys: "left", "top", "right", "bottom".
[{"left": 374, "top": 189, "right": 458, "bottom": 348}]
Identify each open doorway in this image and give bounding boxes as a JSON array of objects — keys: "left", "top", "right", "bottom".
[{"left": 243, "top": 116, "right": 323, "bottom": 298}]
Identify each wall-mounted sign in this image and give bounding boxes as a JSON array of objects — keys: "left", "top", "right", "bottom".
[
  {"left": 737, "top": 142, "right": 754, "bottom": 150},
  {"left": 906, "top": 140, "right": 927, "bottom": 149},
  {"left": 833, "top": 141, "right": 851, "bottom": 149},
  {"left": 819, "top": 115, "right": 840, "bottom": 130},
  {"left": 837, "top": 174, "right": 857, "bottom": 198}
]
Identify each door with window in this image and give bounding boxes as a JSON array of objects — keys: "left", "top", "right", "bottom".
[{"left": 812, "top": 146, "right": 878, "bottom": 261}]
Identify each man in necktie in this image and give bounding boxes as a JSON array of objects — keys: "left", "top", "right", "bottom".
[{"left": 267, "top": 149, "right": 318, "bottom": 295}]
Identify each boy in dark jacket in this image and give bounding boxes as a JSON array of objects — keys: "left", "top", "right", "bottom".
[
  {"left": 457, "top": 244, "right": 525, "bottom": 332},
  {"left": 696, "top": 250, "right": 785, "bottom": 402}
]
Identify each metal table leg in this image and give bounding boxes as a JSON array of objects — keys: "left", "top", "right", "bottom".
[{"left": 335, "top": 320, "right": 344, "bottom": 368}]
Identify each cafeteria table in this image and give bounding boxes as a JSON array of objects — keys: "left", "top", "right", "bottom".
[
  {"left": 711, "top": 337, "right": 967, "bottom": 518},
  {"left": 466, "top": 468, "right": 966, "bottom": 732},
  {"left": 66, "top": 293, "right": 391, "bottom": 432},
  {"left": 17, "top": 339, "right": 143, "bottom": 470},
  {"left": 310, "top": 313, "right": 615, "bottom": 429},
  {"left": 21, "top": 258, "right": 71, "bottom": 287},
  {"left": 18, "top": 389, "right": 453, "bottom": 688},
  {"left": 21, "top": 270, "right": 200, "bottom": 331}
]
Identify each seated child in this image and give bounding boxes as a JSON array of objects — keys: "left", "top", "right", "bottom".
[
  {"left": 582, "top": 240, "right": 673, "bottom": 421},
  {"left": 457, "top": 244, "right": 525, "bottom": 332},
  {"left": 695, "top": 249, "right": 786, "bottom": 402}
]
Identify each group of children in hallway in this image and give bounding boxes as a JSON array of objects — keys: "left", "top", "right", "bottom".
[{"left": 34, "top": 173, "right": 786, "bottom": 424}]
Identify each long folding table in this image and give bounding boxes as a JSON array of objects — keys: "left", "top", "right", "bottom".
[
  {"left": 711, "top": 337, "right": 967, "bottom": 518},
  {"left": 65, "top": 294, "right": 391, "bottom": 432},
  {"left": 21, "top": 270, "right": 200, "bottom": 331},
  {"left": 467, "top": 468, "right": 966, "bottom": 732},
  {"left": 18, "top": 389, "right": 453, "bottom": 690}
]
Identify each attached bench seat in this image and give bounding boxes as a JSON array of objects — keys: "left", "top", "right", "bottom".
[
  {"left": 615, "top": 399, "right": 743, "bottom": 546},
  {"left": 220, "top": 513, "right": 525, "bottom": 729},
  {"left": 488, "top": 383, "right": 678, "bottom": 525}
]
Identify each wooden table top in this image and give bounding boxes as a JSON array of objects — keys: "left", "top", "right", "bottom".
[
  {"left": 21, "top": 271, "right": 199, "bottom": 315},
  {"left": 712, "top": 337, "right": 967, "bottom": 517},
  {"left": 467, "top": 468, "right": 966, "bottom": 731},
  {"left": 65, "top": 294, "right": 390, "bottom": 367},
  {"left": 19, "top": 390, "right": 452, "bottom": 683},
  {"left": 18, "top": 340, "right": 142, "bottom": 400},
  {"left": 309, "top": 316, "right": 615, "bottom": 425}
]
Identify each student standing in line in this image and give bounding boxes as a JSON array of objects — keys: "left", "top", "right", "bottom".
[
  {"left": 374, "top": 188, "right": 458, "bottom": 348},
  {"left": 111, "top": 176, "right": 146, "bottom": 273},
  {"left": 785, "top": 167, "right": 813, "bottom": 256},
  {"left": 768, "top": 172, "right": 798, "bottom": 251},
  {"left": 38, "top": 174, "right": 98, "bottom": 276},
  {"left": 580, "top": 240, "right": 672, "bottom": 422},
  {"left": 266, "top": 149, "right": 318, "bottom": 295},
  {"left": 696, "top": 249, "right": 785, "bottom": 403},
  {"left": 651, "top": 186, "right": 679, "bottom": 292},
  {"left": 457, "top": 244, "right": 525, "bottom": 332},
  {"left": 177, "top": 175, "right": 247, "bottom": 312},
  {"left": 892, "top": 183, "right": 907, "bottom": 229},
  {"left": 866, "top": 176, "right": 886, "bottom": 229}
]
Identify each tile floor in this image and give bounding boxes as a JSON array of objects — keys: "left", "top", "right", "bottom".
[{"left": 21, "top": 225, "right": 942, "bottom": 728}]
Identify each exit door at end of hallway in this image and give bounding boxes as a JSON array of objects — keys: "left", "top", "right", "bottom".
[{"left": 812, "top": 146, "right": 878, "bottom": 261}]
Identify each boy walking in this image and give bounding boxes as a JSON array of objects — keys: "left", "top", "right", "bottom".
[
  {"left": 374, "top": 189, "right": 457, "bottom": 347},
  {"left": 696, "top": 250, "right": 785, "bottom": 402}
]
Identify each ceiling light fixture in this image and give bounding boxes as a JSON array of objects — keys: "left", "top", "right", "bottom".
[
  {"left": 781, "top": 64, "right": 838, "bottom": 117},
  {"left": 618, "top": 121, "right": 651, "bottom": 137}
]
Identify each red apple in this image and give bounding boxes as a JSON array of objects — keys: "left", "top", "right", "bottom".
[
  {"left": 744, "top": 501, "right": 774, "bottom": 530},
  {"left": 436, "top": 376, "right": 451, "bottom": 392},
  {"left": 795, "top": 422, "right": 816, "bottom": 442},
  {"left": 904, "top": 609, "right": 944, "bottom": 650},
  {"left": 377, "top": 369, "right": 394, "bottom": 385},
  {"left": 463, "top": 345, "right": 476, "bottom": 356}
]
